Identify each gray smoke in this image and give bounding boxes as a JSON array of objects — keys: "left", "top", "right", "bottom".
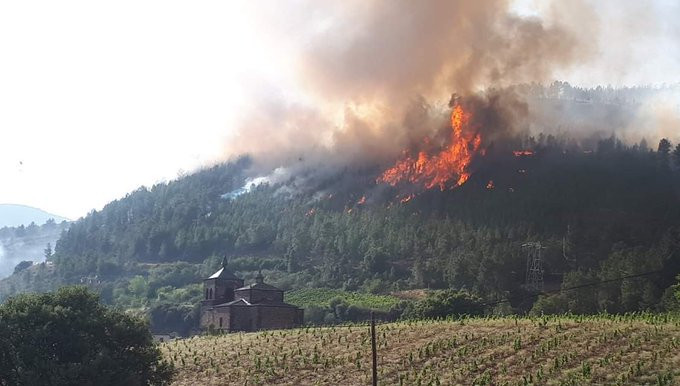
[{"left": 223, "top": 1, "right": 680, "bottom": 176}]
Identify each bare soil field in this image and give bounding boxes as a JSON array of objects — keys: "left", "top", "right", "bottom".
[{"left": 162, "top": 314, "right": 680, "bottom": 385}]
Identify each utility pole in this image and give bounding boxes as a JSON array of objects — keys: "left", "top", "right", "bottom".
[
  {"left": 370, "top": 312, "right": 377, "bottom": 386},
  {"left": 523, "top": 242, "right": 545, "bottom": 293}
]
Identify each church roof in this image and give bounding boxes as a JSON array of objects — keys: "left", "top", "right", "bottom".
[
  {"left": 208, "top": 267, "right": 241, "bottom": 280},
  {"left": 235, "top": 282, "right": 282, "bottom": 291},
  {"left": 214, "top": 298, "right": 300, "bottom": 308},
  {"left": 219, "top": 298, "right": 251, "bottom": 306}
]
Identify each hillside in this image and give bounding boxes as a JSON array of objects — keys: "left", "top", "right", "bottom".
[
  {"left": 0, "top": 220, "right": 69, "bottom": 278},
  {"left": 162, "top": 314, "right": 680, "bottom": 385},
  {"left": 1, "top": 133, "right": 680, "bottom": 334},
  {"left": 0, "top": 204, "right": 69, "bottom": 228}
]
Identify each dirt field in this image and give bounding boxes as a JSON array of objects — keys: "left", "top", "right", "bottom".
[{"left": 162, "top": 314, "right": 680, "bottom": 385}]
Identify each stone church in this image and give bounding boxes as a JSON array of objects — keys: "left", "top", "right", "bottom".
[{"left": 199, "top": 259, "right": 303, "bottom": 332}]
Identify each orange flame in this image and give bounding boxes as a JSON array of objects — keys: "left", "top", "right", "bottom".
[
  {"left": 357, "top": 196, "right": 366, "bottom": 205},
  {"left": 378, "top": 104, "right": 482, "bottom": 190},
  {"left": 513, "top": 150, "right": 534, "bottom": 157},
  {"left": 486, "top": 180, "right": 494, "bottom": 189},
  {"left": 399, "top": 194, "right": 415, "bottom": 203}
]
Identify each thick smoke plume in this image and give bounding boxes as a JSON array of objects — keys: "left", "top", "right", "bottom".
[
  {"left": 223, "top": 1, "right": 678, "bottom": 182},
  {"left": 225, "top": 0, "right": 594, "bottom": 171}
]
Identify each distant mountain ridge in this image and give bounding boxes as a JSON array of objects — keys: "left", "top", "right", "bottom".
[{"left": 0, "top": 204, "right": 69, "bottom": 228}]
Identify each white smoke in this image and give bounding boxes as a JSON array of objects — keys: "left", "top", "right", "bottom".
[{"left": 222, "top": 167, "right": 292, "bottom": 200}]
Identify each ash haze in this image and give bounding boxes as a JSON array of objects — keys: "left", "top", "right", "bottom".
[{"left": 1, "top": 1, "right": 679, "bottom": 219}]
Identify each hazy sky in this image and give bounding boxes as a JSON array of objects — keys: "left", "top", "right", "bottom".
[{"left": 1, "top": 1, "right": 679, "bottom": 220}]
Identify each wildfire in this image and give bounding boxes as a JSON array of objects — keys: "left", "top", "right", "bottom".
[
  {"left": 377, "top": 104, "right": 482, "bottom": 191},
  {"left": 357, "top": 196, "right": 366, "bottom": 205},
  {"left": 513, "top": 150, "right": 534, "bottom": 157},
  {"left": 305, "top": 208, "right": 316, "bottom": 217},
  {"left": 486, "top": 180, "right": 494, "bottom": 189},
  {"left": 399, "top": 194, "right": 415, "bottom": 203}
]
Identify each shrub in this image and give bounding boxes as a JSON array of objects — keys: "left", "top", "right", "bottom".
[
  {"left": 0, "top": 286, "right": 175, "bottom": 385},
  {"left": 402, "top": 290, "right": 484, "bottom": 319}
]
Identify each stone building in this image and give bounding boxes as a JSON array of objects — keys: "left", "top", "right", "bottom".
[{"left": 200, "top": 259, "right": 303, "bottom": 332}]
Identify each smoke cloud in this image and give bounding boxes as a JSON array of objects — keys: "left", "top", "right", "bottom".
[{"left": 224, "top": 1, "right": 679, "bottom": 177}]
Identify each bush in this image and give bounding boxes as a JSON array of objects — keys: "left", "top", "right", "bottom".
[
  {"left": 402, "top": 290, "right": 484, "bottom": 319},
  {"left": 529, "top": 294, "right": 569, "bottom": 315},
  {"left": 149, "top": 302, "right": 199, "bottom": 336},
  {"left": 0, "top": 286, "right": 175, "bottom": 385},
  {"left": 304, "top": 305, "right": 327, "bottom": 324}
]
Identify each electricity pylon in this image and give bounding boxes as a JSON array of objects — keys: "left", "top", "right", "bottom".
[{"left": 523, "top": 242, "right": 545, "bottom": 293}]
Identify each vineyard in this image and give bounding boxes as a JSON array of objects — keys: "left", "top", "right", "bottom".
[
  {"left": 285, "top": 288, "right": 402, "bottom": 311},
  {"left": 162, "top": 314, "right": 680, "bottom": 385}
]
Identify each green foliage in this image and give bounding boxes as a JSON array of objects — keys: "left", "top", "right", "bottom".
[
  {"left": 3, "top": 135, "right": 680, "bottom": 331},
  {"left": 149, "top": 302, "right": 199, "bottom": 336},
  {"left": 0, "top": 286, "right": 174, "bottom": 385},
  {"left": 403, "top": 290, "right": 484, "bottom": 319},
  {"left": 128, "top": 275, "right": 150, "bottom": 298},
  {"left": 286, "top": 288, "right": 401, "bottom": 311},
  {"left": 530, "top": 294, "right": 569, "bottom": 316},
  {"left": 672, "top": 275, "right": 680, "bottom": 306},
  {"left": 288, "top": 288, "right": 404, "bottom": 324}
]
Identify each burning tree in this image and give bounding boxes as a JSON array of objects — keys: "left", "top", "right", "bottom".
[{"left": 378, "top": 102, "right": 482, "bottom": 191}]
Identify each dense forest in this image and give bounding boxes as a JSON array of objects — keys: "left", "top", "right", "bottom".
[{"left": 1, "top": 127, "right": 680, "bottom": 334}]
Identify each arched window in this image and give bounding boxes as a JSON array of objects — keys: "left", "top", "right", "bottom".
[{"left": 209, "top": 288, "right": 213, "bottom": 299}]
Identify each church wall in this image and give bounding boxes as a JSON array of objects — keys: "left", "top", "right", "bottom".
[
  {"left": 229, "top": 306, "right": 256, "bottom": 332},
  {"left": 254, "top": 306, "right": 303, "bottom": 330},
  {"left": 235, "top": 289, "right": 284, "bottom": 303},
  {"left": 200, "top": 307, "right": 231, "bottom": 331}
]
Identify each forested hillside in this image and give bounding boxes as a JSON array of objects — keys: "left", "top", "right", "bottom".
[
  {"left": 1, "top": 133, "right": 680, "bottom": 334},
  {"left": 0, "top": 219, "right": 69, "bottom": 278}
]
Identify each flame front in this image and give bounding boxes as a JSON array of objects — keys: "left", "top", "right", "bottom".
[{"left": 378, "top": 104, "right": 482, "bottom": 191}]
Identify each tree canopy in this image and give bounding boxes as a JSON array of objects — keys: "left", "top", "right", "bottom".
[{"left": 0, "top": 286, "right": 174, "bottom": 386}]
